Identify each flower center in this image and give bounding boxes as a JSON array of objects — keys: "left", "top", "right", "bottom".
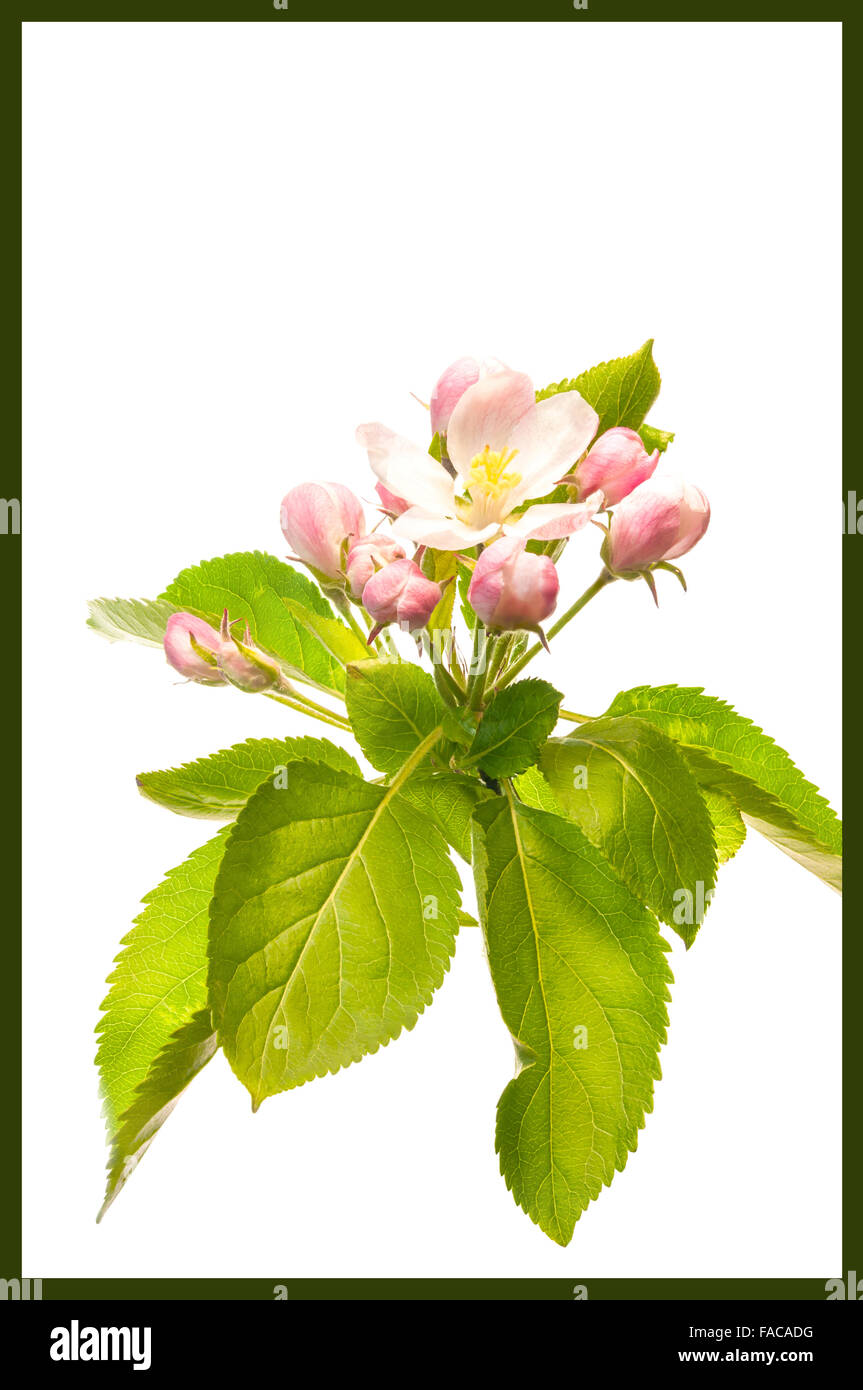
[{"left": 465, "top": 445, "right": 522, "bottom": 502}]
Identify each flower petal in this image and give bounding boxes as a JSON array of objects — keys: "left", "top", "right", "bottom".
[
  {"left": 356, "top": 422, "right": 455, "bottom": 515},
  {"left": 504, "top": 494, "right": 603, "bottom": 541},
  {"left": 445, "top": 370, "right": 536, "bottom": 478},
  {"left": 391, "top": 506, "right": 499, "bottom": 550},
  {"left": 506, "top": 390, "right": 600, "bottom": 506}
]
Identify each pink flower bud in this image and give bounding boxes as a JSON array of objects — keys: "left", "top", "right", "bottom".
[
  {"left": 361, "top": 558, "right": 444, "bottom": 638},
  {"left": 574, "top": 427, "right": 660, "bottom": 506},
  {"left": 164, "top": 613, "right": 228, "bottom": 685},
  {"left": 467, "top": 536, "right": 559, "bottom": 631},
  {"left": 216, "top": 612, "right": 281, "bottom": 694},
  {"left": 428, "top": 357, "right": 509, "bottom": 436},
  {"left": 345, "top": 533, "right": 407, "bottom": 599},
  {"left": 605, "top": 476, "right": 710, "bottom": 575},
  {"left": 375, "top": 481, "right": 410, "bottom": 517},
  {"left": 280, "top": 481, "right": 365, "bottom": 580},
  {"left": 429, "top": 357, "right": 481, "bottom": 436}
]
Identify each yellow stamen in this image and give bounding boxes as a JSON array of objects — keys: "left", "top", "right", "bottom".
[{"left": 465, "top": 445, "right": 522, "bottom": 501}]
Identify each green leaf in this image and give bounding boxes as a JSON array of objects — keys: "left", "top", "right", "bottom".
[
  {"left": 421, "top": 547, "right": 457, "bottom": 636},
  {"left": 345, "top": 659, "right": 446, "bottom": 774},
  {"left": 96, "top": 829, "right": 229, "bottom": 1208},
  {"left": 605, "top": 686, "right": 842, "bottom": 891},
  {"left": 208, "top": 742, "right": 461, "bottom": 1107},
  {"left": 456, "top": 555, "right": 479, "bottom": 630},
  {"left": 98, "top": 1010, "right": 217, "bottom": 1220},
  {"left": 538, "top": 715, "right": 718, "bottom": 944},
  {"left": 512, "top": 764, "right": 566, "bottom": 815},
  {"left": 87, "top": 595, "right": 179, "bottom": 646},
  {"left": 472, "top": 792, "right": 672, "bottom": 1246},
  {"left": 466, "top": 678, "right": 562, "bottom": 778},
  {"left": 536, "top": 340, "right": 661, "bottom": 434},
  {"left": 639, "top": 423, "right": 675, "bottom": 454},
  {"left": 400, "top": 769, "right": 493, "bottom": 862},
  {"left": 161, "top": 551, "right": 366, "bottom": 694},
  {"left": 137, "top": 736, "right": 360, "bottom": 819},
  {"left": 703, "top": 788, "right": 746, "bottom": 864}
]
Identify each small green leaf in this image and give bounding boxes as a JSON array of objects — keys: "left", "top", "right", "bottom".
[
  {"left": 87, "top": 596, "right": 178, "bottom": 646},
  {"left": 421, "top": 548, "right": 457, "bottom": 636},
  {"left": 466, "top": 678, "right": 562, "bottom": 778},
  {"left": 208, "top": 749, "right": 460, "bottom": 1107},
  {"left": 639, "top": 423, "right": 675, "bottom": 454},
  {"left": 137, "top": 736, "right": 360, "bottom": 819},
  {"left": 539, "top": 715, "right": 718, "bottom": 944},
  {"left": 345, "top": 659, "right": 446, "bottom": 774},
  {"left": 161, "top": 551, "right": 361, "bottom": 694},
  {"left": 703, "top": 788, "right": 747, "bottom": 864},
  {"left": 96, "top": 829, "right": 229, "bottom": 1210},
  {"left": 512, "top": 764, "right": 566, "bottom": 815},
  {"left": 457, "top": 555, "right": 479, "bottom": 630},
  {"left": 99, "top": 1010, "right": 217, "bottom": 1220},
  {"left": 400, "top": 769, "right": 493, "bottom": 862},
  {"left": 472, "top": 791, "right": 671, "bottom": 1246},
  {"left": 605, "top": 686, "right": 842, "bottom": 891},
  {"left": 536, "top": 339, "right": 661, "bottom": 434}
]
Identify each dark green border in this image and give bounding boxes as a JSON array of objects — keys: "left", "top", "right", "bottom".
[{"left": 4, "top": 5, "right": 853, "bottom": 1302}]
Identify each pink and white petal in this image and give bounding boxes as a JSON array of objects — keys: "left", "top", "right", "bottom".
[
  {"left": 504, "top": 495, "right": 603, "bottom": 542},
  {"left": 391, "top": 506, "right": 499, "bottom": 550},
  {"left": 506, "top": 390, "right": 600, "bottom": 506},
  {"left": 445, "top": 370, "right": 536, "bottom": 478},
  {"left": 356, "top": 422, "right": 455, "bottom": 515}
]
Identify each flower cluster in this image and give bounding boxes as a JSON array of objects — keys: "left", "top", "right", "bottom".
[{"left": 164, "top": 354, "right": 710, "bottom": 686}]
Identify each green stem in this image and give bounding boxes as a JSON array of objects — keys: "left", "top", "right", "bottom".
[
  {"left": 497, "top": 569, "right": 616, "bottom": 688},
  {"left": 266, "top": 689, "right": 352, "bottom": 732},
  {"left": 482, "top": 634, "right": 512, "bottom": 694},
  {"left": 466, "top": 624, "right": 490, "bottom": 710},
  {"left": 558, "top": 708, "right": 595, "bottom": 724}
]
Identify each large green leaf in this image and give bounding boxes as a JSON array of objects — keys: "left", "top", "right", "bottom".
[
  {"left": 161, "top": 552, "right": 367, "bottom": 694},
  {"left": 345, "top": 659, "right": 445, "bottom": 774},
  {"left": 606, "top": 686, "right": 842, "bottom": 891},
  {"left": 472, "top": 792, "right": 671, "bottom": 1246},
  {"left": 536, "top": 340, "right": 661, "bottom": 434},
  {"left": 87, "top": 595, "right": 179, "bottom": 646},
  {"left": 98, "top": 1010, "right": 217, "bottom": 1220},
  {"left": 539, "top": 715, "right": 718, "bottom": 944},
  {"left": 466, "top": 678, "right": 562, "bottom": 778},
  {"left": 208, "top": 736, "right": 461, "bottom": 1107},
  {"left": 137, "top": 736, "right": 359, "bottom": 819},
  {"left": 96, "top": 830, "right": 229, "bottom": 1212}
]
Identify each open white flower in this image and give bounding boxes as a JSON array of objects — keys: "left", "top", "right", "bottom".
[{"left": 356, "top": 369, "right": 602, "bottom": 549}]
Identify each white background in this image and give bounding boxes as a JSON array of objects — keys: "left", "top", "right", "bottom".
[{"left": 22, "top": 21, "right": 841, "bottom": 1280}]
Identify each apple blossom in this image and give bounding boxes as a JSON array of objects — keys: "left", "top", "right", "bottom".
[
  {"left": 604, "top": 476, "right": 710, "bottom": 576},
  {"left": 361, "top": 557, "right": 445, "bottom": 642},
  {"left": 467, "top": 536, "right": 560, "bottom": 632},
  {"left": 357, "top": 369, "right": 602, "bottom": 549},
  {"left": 571, "top": 427, "right": 660, "bottom": 506},
  {"left": 280, "top": 481, "right": 365, "bottom": 581},
  {"left": 164, "top": 613, "right": 228, "bottom": 685},
  {"left": 345, "top": 533, "right": 407, "bottom": 599}
]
